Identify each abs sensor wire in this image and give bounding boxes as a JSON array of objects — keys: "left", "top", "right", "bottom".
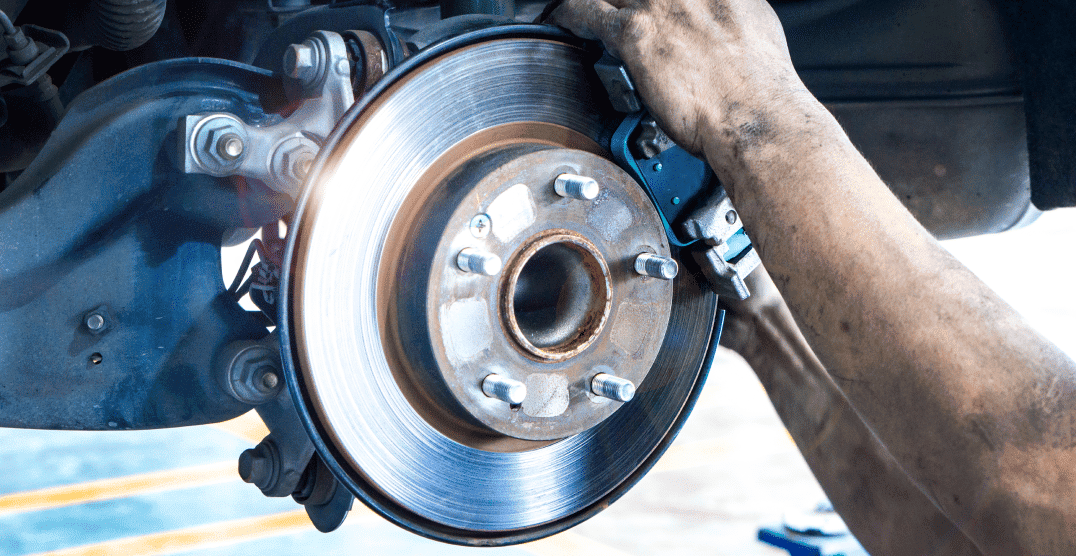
[{"left": 228, "top": 238, "right": 267, "bottom": 299}]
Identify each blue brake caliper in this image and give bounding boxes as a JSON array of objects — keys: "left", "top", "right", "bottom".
[{"left": 608, "top": 110, "right": 761, "bottom": 299}]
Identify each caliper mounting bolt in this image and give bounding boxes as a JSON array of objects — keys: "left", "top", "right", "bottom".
[
  {"left": 456, "top": 247, "right": 502, "bottom": 276},
  {"left": 591, "top": 373, "right": 636, "bottom": 402},
  {"left": 482, "top": 374, "right": 527, "bottom": 405},
  {"left": 634, "top": 253, "right": 678, "bottom": 280},
  {"left": 554, "top": 173, "right": 600, "bottom": 201}
]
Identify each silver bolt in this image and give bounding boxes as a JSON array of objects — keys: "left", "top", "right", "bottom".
[
  {"left": 482, "top": 374, "right": 527, "bottom": 404},
  {"left": 725, "top": 209, "right": 738, "bottom": 225},
  {"left": 456, "top": 247, "right": 502, "bottom": 276},
  {"left": 216, "top": 133, "right": 244, "bottom": 161},
  {"left": 634, "top": 253, "right": 678, "bottom": 280},
  {"left": 283, "top": 42, "right": 318, "bottom": 83},
  {"left": 469, "top": 214, "right": 491, "bottom": 238},
  {"left": 591, "top": 373, "right": 636, "bottom": 402},
  {"left": 85, "top": 313, "right": 105, "bottom": 331},
  {"left": 554, "top": 174, "right": 600, "bottom": 201}
]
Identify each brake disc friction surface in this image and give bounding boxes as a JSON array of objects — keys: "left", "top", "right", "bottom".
[{"left": 286, "top": 33, "right": 717, "bottom": 540}]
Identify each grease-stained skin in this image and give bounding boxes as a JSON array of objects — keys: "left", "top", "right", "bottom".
[{"left": 549, "top": 0, "right": 1076, "bottom": 554}]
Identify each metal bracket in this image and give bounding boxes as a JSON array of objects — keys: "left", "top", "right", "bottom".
[
  {"left": 608, "top": 110, "right": 760, "bottom": 299},
  {"left": 181, "top": 30, "right": 355, "bottom": 197},
  {"left": 682, "top": 192, "right": 761, "bottom": 300},
  {"left": 0, "top": 25, "right": 69, "bottom": 88}
]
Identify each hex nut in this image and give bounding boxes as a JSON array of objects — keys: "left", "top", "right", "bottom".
[
  {"left": 193, "top": 115, "right": 248, "bottom": 175},
  {"left": 272, "top": 136, "right": 319, "bottom": 190},
  {"left": 221, "top": 344, "right": 284, "bottom": 405}
]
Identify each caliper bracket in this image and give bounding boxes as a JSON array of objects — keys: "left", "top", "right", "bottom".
[{"left": 608, "top": 111, "right": 760, "bottom": 299}]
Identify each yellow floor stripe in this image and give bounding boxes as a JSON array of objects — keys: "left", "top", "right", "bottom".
[
  {"left": 27, "top": 509, "right": 314, "bottom": 556},
  {"left": 0, "top": 461, "right": 238, "bottom": 517},
  {"left": 210, "top": 411, "right": 270, "bottom": 444}
]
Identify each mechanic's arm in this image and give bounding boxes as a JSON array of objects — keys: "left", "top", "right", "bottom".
[
  {"left": 721, "top": 266, "right": 983, "bottom": 556},
  {"left": 550, "top": 0, "right": 1076, "bottom": 554}
]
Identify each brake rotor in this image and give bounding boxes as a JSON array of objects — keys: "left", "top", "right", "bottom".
[{"left": 281, "top": 26, "right": 719, "bottom": 544}]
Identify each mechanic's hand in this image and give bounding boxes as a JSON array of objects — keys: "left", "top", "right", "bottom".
[{"left": 547, "top": 0, "right": 805, "bottom": 159}]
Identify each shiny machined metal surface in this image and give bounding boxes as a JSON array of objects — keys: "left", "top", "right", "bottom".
[
  {"left": 386, "top": 145, "right": 674, "bottom": 441},
  {"left": 285, "top": 34, "right": 717, "bottom": 540}
]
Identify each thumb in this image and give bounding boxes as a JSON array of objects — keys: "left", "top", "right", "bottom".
[{"left": 546, "top": 0, "right": 625, "bottom": 52}]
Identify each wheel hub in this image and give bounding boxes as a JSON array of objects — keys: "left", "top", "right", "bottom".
[
  {"left": 281, "top": 29, "right": 718, "bottom": 543},
  {"left": 384, "top": 144, "right": 674, "bottom": 442}
]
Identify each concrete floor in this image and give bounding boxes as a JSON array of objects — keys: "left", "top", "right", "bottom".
[{"left": 1, "top": 207, "right": 1073, "bottom": 555}]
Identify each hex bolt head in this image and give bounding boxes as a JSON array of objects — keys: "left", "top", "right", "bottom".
[
  {"left": 469, "top": 214, "right": 491, "bottom": 238},
  {"left": 456, "top": 247, "right": 502, "bottom": 276},
  {"left": 554, "top": 173, "right": 600, "bottom": 201},
  {"left": 283, "top": 42, "right": 318, "bottom": 83},
  {"left": 591, "top": 373, "right": 636, "bottom": 402},
  {"left": 634, "top": 253, "right": 678, "bottom": 280},
  {"left": 482, "top": 374, "right": 527, "bottom": 404},
  {"left": 85, "top": 313, "right": 105, "bottom": 331},
  {"left": 216, "top": 133, "right": 245, "bottom": 161}
]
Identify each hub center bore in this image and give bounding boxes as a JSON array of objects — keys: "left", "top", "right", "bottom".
[{"left": 503, "top": 231, "right": 611, "bottom": 361}]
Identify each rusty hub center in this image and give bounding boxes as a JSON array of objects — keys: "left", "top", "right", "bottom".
[{"left": 502, "top": 230, "right": 612, "bottom": 362}]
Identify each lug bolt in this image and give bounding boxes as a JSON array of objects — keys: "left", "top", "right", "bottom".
[
  {"left": 591, "top": 373, "right": 636, "bottom": 402},
  {"left": 456, "top": 247, "right": 502, "bottom": 276},
  {"left": 85, "top": 313, "right": 106, "bottom": 331},
  {"left": 554, "top": 174, "right": 600, "bottom": 201},
  {"left": 216, "top": 133, "right": 245, "bottom": 161},
  {"left": 634, "top": 253, "right": 678, "bottom": 280},
  {"left": 482, "top": 374, "right": 527, "bottom": 404}
]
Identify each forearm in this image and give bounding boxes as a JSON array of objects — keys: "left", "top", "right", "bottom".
[
  {"left": 724, "top": 289, "right": 983, "bottom": 556},
  {"left": 708, "top": 96, "right": 1076, "bottom": 553}
]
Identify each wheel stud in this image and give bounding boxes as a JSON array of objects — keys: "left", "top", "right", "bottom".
[
  {"left": 482, "top": 374, "right": 527, "bottom": 404},
  {"left": 554, "top": 173, "right": 600, "bottom": 201},
  {"left": 634, "top": 253, "right": 678, "bottom": 280},
  {"left": 456, "top": 247, "right": 502, "bottom": 276},
  {"left": 591, "top": 373, "right": 635, "bottom": 402}
]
